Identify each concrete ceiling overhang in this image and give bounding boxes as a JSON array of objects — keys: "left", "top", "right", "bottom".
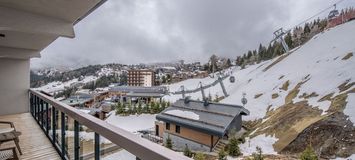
[{"left": 0, "top": 0, "right": 106, "bottom": 60}]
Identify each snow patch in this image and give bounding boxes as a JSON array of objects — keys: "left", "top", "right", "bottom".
[
  {"left": 165, "top": 109, "right": 200, "bottom": 120},
  {"left": 344, "top": 93, "right": 355, "bottom": 126},
  {"left": 239, "top": 134, "right": 278, "bottom": 156},
  {"left": 105, "top": 112, "right": 157, "bottom": 133},
  {"left": 332, "top": 154, "right": 355, "bottom": 160}
]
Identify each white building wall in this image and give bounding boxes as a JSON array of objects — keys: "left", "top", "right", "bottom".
[
  {"left": 143, "top": 73, "right": 152, "bottom": 87},
  {"left": 0, "top": 58, "right": 30, "bottom": 115}
]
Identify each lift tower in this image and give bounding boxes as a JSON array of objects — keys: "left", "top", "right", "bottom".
[{"left": 271, "top": 28, "right": 290, "bottom": 53}]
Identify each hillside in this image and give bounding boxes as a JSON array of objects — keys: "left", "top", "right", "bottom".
[
  {"left": 33, "top": 64, "right": 124, "bottom": 94},
  {"left": 30, "top": 63, "right": 124, "bottom": 88},
  {"left": 164, "top": 21, "right": 355, "bottom": 158}
]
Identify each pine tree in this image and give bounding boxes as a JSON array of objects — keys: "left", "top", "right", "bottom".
[
  {"left": 225, "top": 58, "right": 232, "bottom": 68},
  {"left": 300, "top": 146, "right": 318, "bottom": 160},
  {"left": 235, "top": 56, "right": 242, "bottom": 66},
  {"left": 149, "top": 101, "right": 155, "bottom": 113},
  {"left": 228, "top": 137, "right": 241, "bottom": 156},
  {"left": 143, "top": 104, "right": 149, "bottom": 113},
  {"left": 304, "top": 23, "right": 311, "bottom": 34},
  {"left": 247, "top": 51, "right": 253, "bottom": 59},
  {"left": 252, "top": 146, "right": 264, "bottom": 160},
  {"left": 183, "top": 144, "right": 192, "bottom": 157},
  {"left": 161, "top": 100, "right": 166, "bottom": 111},
  {"left": 218, "top": 149, "right": 227, "bottom": 160},
  {"left": 284, "top": 32, "right": 293, "bottom": 50},
  {"left": 137, "top": 101, "right": 142, "bottom": 114},
  {"left": 154, "top": 102, "right": 160, "bottom": 113},
  {"left": 165, "top": 135, "right": 173, "bottom": 149}
]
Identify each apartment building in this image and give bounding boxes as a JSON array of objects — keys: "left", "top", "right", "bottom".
[{"left": 127, "top": 69, "right": 156, "bottom": 87}]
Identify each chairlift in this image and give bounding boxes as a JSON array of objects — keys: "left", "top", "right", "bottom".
[
  {"left": 229, "top": 76, "right": 235, "bottom": 83},
  {"left": 328, "top": 4, "right": 339, "bottom": 19}
]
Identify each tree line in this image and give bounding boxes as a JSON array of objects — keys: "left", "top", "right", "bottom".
[{"left": 235, "top": 18, "right": 328, "bottom": 68}]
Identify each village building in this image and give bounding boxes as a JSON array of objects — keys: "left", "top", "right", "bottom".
[
  {"left": 61, "top": 90, "right": 109, "bottom": 108},
  {"left": 155, "top": 98, "right": 249, "bottom": 152},
  {"left": 127, "top": 69, "right": 156, "bottom": 87},
  {"left": 61, "top": 92, "right": 94, "bottom": 108},
  {"left": 108, "top": 86, "right": 168, "bottom": 103}
]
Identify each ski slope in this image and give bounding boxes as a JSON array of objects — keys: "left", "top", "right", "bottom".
[{"left": 165, "top": 20, "right": 355, "bottom": 125}]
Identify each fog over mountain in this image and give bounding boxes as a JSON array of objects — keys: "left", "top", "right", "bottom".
[{"left": 31, "top": 0, "right": 355, "bottom": 69}]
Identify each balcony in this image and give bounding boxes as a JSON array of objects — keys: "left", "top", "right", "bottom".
[
  {"left": 0, "top": 1, "right": 190, "bottom": 159},
  {"left": 0, "top": 89, "right": 190, "bottom": 160},
  {"left": 0, "top": 113, "right": 61, "bottom": 160}
]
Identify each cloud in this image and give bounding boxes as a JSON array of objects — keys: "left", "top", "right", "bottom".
[{"left": 31, "top": 0, "right": 355, "bottom": 69}]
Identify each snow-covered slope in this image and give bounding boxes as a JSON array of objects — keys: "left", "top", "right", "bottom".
[
  {"left": 34, "top": 67, "right": 122, "bottom": 94},
  {"left": 164, "top": 21, "right": 355, "bottom": 157},
  {"left": 165, "top": 21, "right": 355, "bottom": 121}
]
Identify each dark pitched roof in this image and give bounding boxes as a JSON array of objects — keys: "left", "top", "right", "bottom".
[
  {"left": 126, "top": 92, "right": 164, "bottom": 98},
  {"left": 156, "top": 99, "right": 249, "bottom": 137},
  {"left": 109, "top": 86, "right": 167, "bottom": 94}
]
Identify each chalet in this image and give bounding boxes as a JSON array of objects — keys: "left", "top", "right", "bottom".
[{"left": 155, "top": 98, "right": 249, "bottom": 152}]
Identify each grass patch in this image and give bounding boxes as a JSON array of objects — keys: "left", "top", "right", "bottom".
[
  {"left": 338, "top": 79, "right": 355, "bottom": 92},
  {"left": 272, "top": 93, "right": 279, "bottom": 99},
  {"left": 254, "top": 93, "right": 263, "bottom": 99},
  {"left": 285, "top": 76, "right": 310, "bottom": 104},
  {"left": 285, "top": 84, "right": 301, "bottom": 104},
  {"left": 299, "top": 92, "right": 319, "bottom": 99},
  {"left": 265, "top": 105, "right": 274, "bottom": 117},
  {"left": 327, "top": 93, "right": 348, "bottom": 112},
  {"left": 341, "top": 52, "right": 353, "bottom": 60},
  {"left": 263, "top": 54, "right": 290, "bottom": 72},
  {"left": 243, "top": 119, "right": 262, "bottom": 131},
  {"left": 280, "top": 80, "right": 290, "bottom": 91},
  {"left": 251, "top": 101, "right": 324, "bottom": 152},
  {"left": 318, "top": 92, "right": 334, "bottom": 102}
]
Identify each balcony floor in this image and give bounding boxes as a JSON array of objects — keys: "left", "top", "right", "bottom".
[{"left": 0, "top": 113, "right": 61, "bottom": 160}]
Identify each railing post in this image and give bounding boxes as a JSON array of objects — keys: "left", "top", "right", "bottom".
[
  {"left": 52, "top": 107, "right": 56, "bottom": 145},
  {"left": 40, "top": 99, "right": 44, "bottom": 128},
  {"left": 36, "top": 96, "right": 40, "bottom": 121},
  {"left": 46, "top": 102, "right": 49, "bottom": 135},
  {"left": 74, "top": 121, "right": 79, "bottom": 160},
  {"left": 34, "top": 96, "right": 38, "bottom": 120},
  {"left": 61, "top": 112, "right": 66, "bottom": 159},
  {"left": 29, "top": 93, "right": 33, "bottom": 115},
  {"left": 95, "top": 132, "right": 100, "bottom": 160}
]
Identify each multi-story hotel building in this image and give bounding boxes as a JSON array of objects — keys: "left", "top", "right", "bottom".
[{"left": 127, "top": 69, "right": 156, "bottom": 87}]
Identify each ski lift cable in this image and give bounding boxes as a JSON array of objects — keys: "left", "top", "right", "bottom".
[{"left": 285, "top": 0, "right": 347, "bottom": 32}]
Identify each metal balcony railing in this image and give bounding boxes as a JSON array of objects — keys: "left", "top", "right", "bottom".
[{"left": 29, "top": 89, "right": 190, "bottom": 160}]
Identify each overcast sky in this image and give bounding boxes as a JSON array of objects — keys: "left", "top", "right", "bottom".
[{"left": 30, "top": 0, "right": 355, "bottom": 69}]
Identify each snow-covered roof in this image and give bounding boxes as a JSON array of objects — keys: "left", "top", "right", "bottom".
[{"left": 156, "top": 98, "right": 249, "bottom": 137}]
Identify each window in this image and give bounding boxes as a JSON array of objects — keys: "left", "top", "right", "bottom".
[
  {"left": 175, "top": 125, "right": 180, "bottom": 133},
  {"left": 166, "top": 123, "right": 170, "bottom": 130}
]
